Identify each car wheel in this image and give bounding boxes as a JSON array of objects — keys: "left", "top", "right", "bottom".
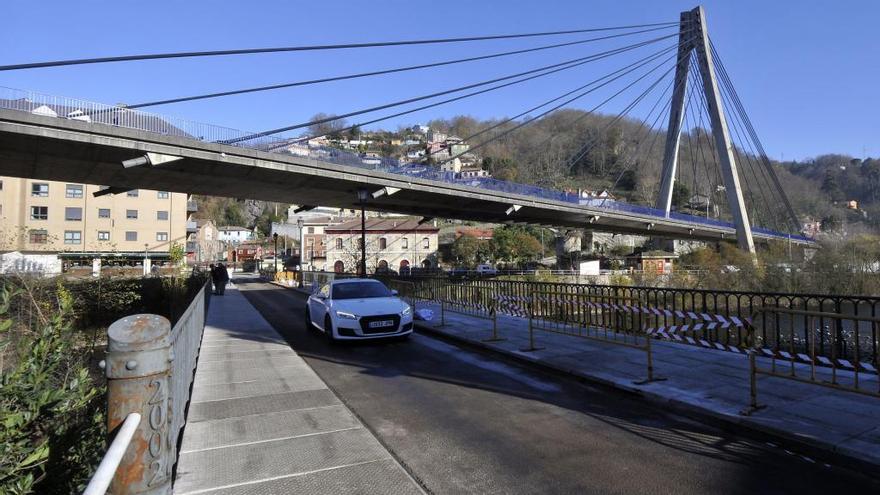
[{"left": 324, "top": 315, "right": 335, "bottom": 343}]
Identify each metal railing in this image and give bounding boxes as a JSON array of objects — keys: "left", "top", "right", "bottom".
[
  {"left": 743, "top": 307, "right": 880, "bottom": 414},
  {"left": 0, "top": 85, "right": 810, "bottom": 242},
  {"left": 83, "top": 413, "right": 142, "bottom": 495},
  {"left": 93, "top": 280, "right": 211, "bottom": 494},
  {"left": 386, "top": 275, "right": 880, "bottom": 363},
  {"left": 526, "top": 291, "right": 663, "bottom": 383}
]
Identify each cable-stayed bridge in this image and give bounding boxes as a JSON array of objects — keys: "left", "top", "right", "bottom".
[{"left": 0, "top": 6, "right": 813, "bottom": 249}]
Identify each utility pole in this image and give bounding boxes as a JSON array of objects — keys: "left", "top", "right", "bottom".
[{"left": 656, "top": 6, "right": 755, "bottom": 254}]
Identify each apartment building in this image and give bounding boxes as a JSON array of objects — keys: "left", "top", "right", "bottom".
[
  {"left": 0, "top": 176, "right": 193, "bottom": 265},
  {"left": 324, "top": 216, "right": 439, "bottom": 274}
]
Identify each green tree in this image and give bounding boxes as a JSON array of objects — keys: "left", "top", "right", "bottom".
[
  {"left": 490, "top": 226, "right": 542, "bottom": 264},
  {"left": 451, "top": 234, "right": 482, "bottom": 266},
  {"left": 672, "top": 181, "right": 690, "bottom": 209}
]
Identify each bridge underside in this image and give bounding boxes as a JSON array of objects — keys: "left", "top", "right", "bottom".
[{"left": 0, "top": 109, "right": 807, "bottom": 245}]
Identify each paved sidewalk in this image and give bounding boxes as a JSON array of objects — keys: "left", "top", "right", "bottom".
[
  {"left": 412, "top": 302, "right": 880, "bottom": 469},
  {"left": 173, "top": 281, "right": 424, "bottom": 495}
]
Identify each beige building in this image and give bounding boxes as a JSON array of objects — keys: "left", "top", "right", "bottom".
[
  {"left": 324, "top": 217, "right": 439, "bottom": 274},
  {"left": 0, "top": 176, "right": 193, "bottom": 264}
]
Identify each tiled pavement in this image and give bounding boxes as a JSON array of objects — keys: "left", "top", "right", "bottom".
[{"left": 173, "top": 282, "right": 424, "bottom": 495}]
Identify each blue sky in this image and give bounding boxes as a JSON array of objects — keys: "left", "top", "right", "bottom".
[{"left": 2, "top": 0, "right": 877, "bottom": 161}]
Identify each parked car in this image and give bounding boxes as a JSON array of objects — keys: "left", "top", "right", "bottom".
[
  {"left": 475, "top": 264, "right": 498, "bottom": 276},
  {"left": 305, "top": 279, "right": 413, "bottom": 341}
]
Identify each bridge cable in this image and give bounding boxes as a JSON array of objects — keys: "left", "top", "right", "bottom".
[
  {"left": 593, "top": 78, "right": 677, "bottom": 209},
  {"left": 710, "top": 39, "right": 800, "bottom": 232},
  {"left": 416, "top": 39, "right": 686, "bottom": 163},
  {"left": 298, "top": 37, "right": 680, "bottom": 151},
  {"left": 0, "top": 22, "right": 678, "bottom": 72},
  {"left": 598, "top": 77, "right": 676, "bottom": 207},
  {"left": 491, "top": 30, "right": 694, "bottom": 174},
  {"left": 124, "top": 26, "right": 677, "bottom": 109},
  {"left": 563, "top": 53, "right": 682, "bottom": 169},
  {"left": 225, "top": 33, "right": 680, "bottom": 144},
  {"left": 706, "top": 57, "right": 781, "bottom": 231},
  {"left": 683, "top": 65, "right": 718, "bottom": 219},
  {"left": 687, "top": 64, "right": 726, "bottom": 220},
  {"left": 455, "top": 50, "right": 679, "bottom": 169}
]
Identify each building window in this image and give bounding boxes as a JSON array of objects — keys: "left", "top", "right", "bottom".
[
  {"left": 127, "top": 190, "right": 139, "bottom": 197},
  {"left": 126, "top": 209, "right": 138, "bottom": 219},
  {"left": 98, "top": 208, "right": 111, "bottom": 218},
  {"left": 157, "top": 232, "right": 169, "bottom": 241},
  {"left": 378, "top": 237, "right": 387, "bottom": 250},
  {"left": 336, "top": 238, "right": 343, "bottom": 249},
  {"left": 0, "top": 180, "right": 3, "bottom": 190},
  {"left": 65, "top": 207, "right": 83, "bottom": 221},
  {"left": 30, "top": 206, "right": 48, "bottom": 220},
  {"left": 307, "top": 227, "right": 315, "bottom": 234},
  {"left": 28, "top": 229, "right": 48, "bottom": 244},
  {"left": 31, "top": 183, "right": 49, "bottom": 197},
  {"left": 65, "top": 184, "right": 83, "bottom": 198},
  {"left": 157, "top": 210, "right": 169, "bottom": 221},
  {"left": 64, "top": 231, "right": 81, "bottom": 244},
  {"left": 157, "top": 191, "right": 169, "bottom": 199},
  {"left": 422, "top": 237, "right": 430, "bottom": 249},
  {"left": 125, "top": 231, "right": 137, "bottom": 241},
  {"left": 98, "top": 231, "right": 110, "bottom": 241},
  {"left": 307, "top": 238, "right": 314, "bottom": 247},
  {"left": 402, "top": 237, "right": 408, "bottom": 249}
]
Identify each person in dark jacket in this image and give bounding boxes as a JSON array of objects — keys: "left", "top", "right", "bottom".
[
  {"left": 208, "top": 263, "right": 218, "bottom": 294},
  {"left": 216, "top": 263, "right": 230, "bottom": 295}
]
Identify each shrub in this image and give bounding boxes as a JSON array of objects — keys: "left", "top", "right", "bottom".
[{"left": 0, "top": 285, "right": 105, "bottom": 494}]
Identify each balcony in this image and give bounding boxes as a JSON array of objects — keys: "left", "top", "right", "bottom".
[
  {"left": 187, "top": 200, "right": 198, "bottom": 213},
  {"left": 186, "top": 221, "right": 198, "bottom": 234}
]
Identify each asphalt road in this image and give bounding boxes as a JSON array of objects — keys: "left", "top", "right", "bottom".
[{"left": 236, "top": 277, "right": 879, "bottom": 495}]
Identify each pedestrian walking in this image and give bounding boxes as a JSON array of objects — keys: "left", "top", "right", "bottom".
[
  {"left": 216, "top": 263, "right": 230, "bottom": 295},
  {"left": 209, "top": 263, "right": 218, "bottom": 294}
]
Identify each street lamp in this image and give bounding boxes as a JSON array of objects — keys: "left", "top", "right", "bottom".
[
  {"left": 272, "top": 232, "right": 278, "bottom": 273},
  {"left": 357, "top": 188, "right": 369, "bottom": 277}
]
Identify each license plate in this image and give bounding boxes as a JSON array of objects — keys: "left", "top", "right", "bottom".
[{"left": 369, "top": 320, "right": 394, "bottom": 328}]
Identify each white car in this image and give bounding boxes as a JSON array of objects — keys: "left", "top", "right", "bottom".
[{"left": 305, "top": 279, "right": 413, "bottom": 341}]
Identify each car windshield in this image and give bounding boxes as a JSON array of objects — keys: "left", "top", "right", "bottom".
[{"left": 332, "top": 281, "right": 393, "bottom": 300}]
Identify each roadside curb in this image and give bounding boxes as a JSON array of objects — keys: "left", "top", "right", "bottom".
[{"left": 413, "top": 321, "right": 880, "bottom": 476}]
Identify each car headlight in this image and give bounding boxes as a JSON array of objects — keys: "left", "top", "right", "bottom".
[
  {"left": 336, "top": 310, "right": 358, "bottom": 320},
  {"left": 401, "top": 306, "right": 411, "bottom": 316}
]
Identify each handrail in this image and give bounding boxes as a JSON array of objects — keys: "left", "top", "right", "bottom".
[{"left": 82, "top": 413, "right": 141, "bottom": 495}]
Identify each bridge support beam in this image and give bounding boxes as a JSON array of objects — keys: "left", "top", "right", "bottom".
[{"left": 656, "top": 6, "right": 755, "bottom": 254}]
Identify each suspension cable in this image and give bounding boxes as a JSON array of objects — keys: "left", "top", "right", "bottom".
[
  {"left": 126, "top": 26, "right": 676, "bottom": 109},
  {"left": 0, "top": 22, "right": 678, "bottom": 72},
  {"left": 225, "top": 33, "right": 679, "bottom": 144}
]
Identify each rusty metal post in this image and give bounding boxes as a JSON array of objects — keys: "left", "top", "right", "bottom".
[
  {"left": 482, "top": 297, "right": 505, "bottom": 343},
  {"left": 105, "top": 314, "right": 173, "bottom": 495}
]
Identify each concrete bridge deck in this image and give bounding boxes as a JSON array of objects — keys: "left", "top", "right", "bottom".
[{"left": 173, "top": 280, "right": 423, "bottom": 494}]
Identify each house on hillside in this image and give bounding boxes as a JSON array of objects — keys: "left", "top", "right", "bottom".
[{"left": 626, "top": 250, "right": 678, "bottom": 274}]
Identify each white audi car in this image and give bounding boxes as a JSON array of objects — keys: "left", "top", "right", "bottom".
[{"left": 305, "top": 279, "right": 413, "bottom": 341}]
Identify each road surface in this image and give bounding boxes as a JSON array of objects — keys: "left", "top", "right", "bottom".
[{"left": 236, "top": 277, "right": 879, "bottom": 494}]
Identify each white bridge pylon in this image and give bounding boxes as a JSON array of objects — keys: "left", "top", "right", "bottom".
[{"left": 656, "top": 6, "right": 755, "bottom": 253}]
